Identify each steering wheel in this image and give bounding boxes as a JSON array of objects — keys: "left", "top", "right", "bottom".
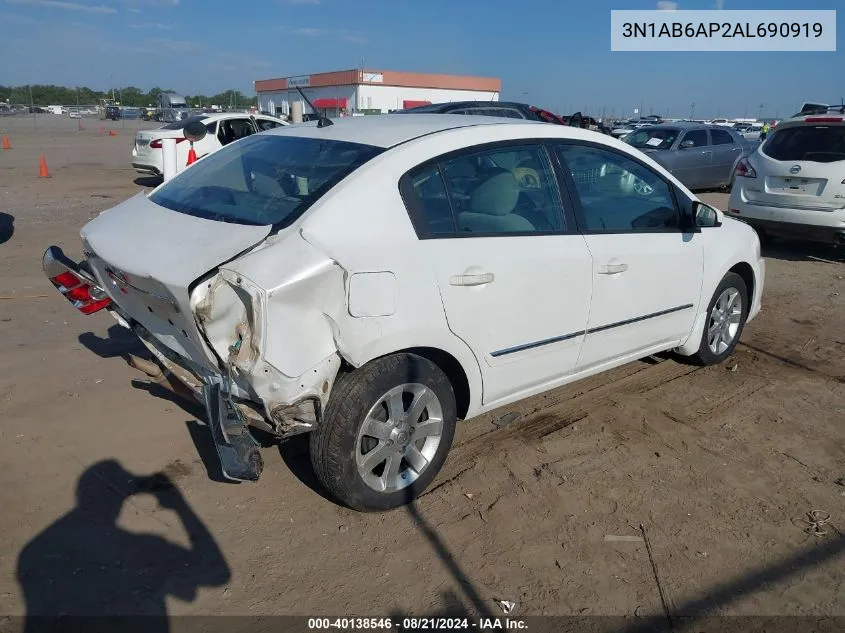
[
  {"left": 632, "top": 178, "right": 654, "bottom": 196},
  {"left": 619, "top": 171, "right": 654, "bottom": 196}
]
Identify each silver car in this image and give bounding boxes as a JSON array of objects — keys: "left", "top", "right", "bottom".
[{"left": 623, "top": 123, "right": 757, "bottom": 190}]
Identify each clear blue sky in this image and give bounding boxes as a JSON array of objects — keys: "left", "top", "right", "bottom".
[{"left": 0, "top": 0, "right": 841, "bottom": 118}]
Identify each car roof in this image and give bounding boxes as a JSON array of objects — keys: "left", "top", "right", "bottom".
[
  {"left": 399, "top": 101, "right": 531, "bottom": 112},
  {"left": 266, "top": 113, "right": 539, "bottom": 148},
  {"left": 196, "top": 112, "right": 280, "bottom": 122},
  {"left": 640, "top": 122, "right": 732, "bottom": 130}
]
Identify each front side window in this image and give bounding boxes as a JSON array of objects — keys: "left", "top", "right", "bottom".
[
  {"left": 401, "top": 144, "right": 566, "bottom": 236},
  {"left": 256, "top": 119, "right": 284, "bottom": 131},
  {"left": 555, "top": 144, "right": 680, "bottom": 232},
  {"left": 680, "top": 129, "right": 709, "bottom": 148},
  {"left": 149, "top": 135, "right": 384, "bottom": 227}
]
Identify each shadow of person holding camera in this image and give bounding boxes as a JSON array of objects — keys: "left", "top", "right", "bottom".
[{"left": 16, "top": 460, "right": 230, "bottom": 633}]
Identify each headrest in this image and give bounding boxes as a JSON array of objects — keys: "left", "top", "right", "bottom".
[{"left": 470, "top": 171, "right": 519, "bottom": 216}]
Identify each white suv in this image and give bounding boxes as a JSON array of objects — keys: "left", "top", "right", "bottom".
[{"left": 728, "top": 112, "right": 845, "bottom": 245}]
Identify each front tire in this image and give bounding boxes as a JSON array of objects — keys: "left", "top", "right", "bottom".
[
  {"left": 691, "top": 272, "right": 749, "bottom": 366},
  {"left": 310, "top": 353, "right": 457, "bottom": 512}
]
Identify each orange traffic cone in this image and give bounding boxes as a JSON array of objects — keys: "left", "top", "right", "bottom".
[
  {"left": 38, "top": 155, "right": 51, "bottom": 178},
  {"left": 108, "top": 130, "right": 117, "bottom": 137},
  {"left": 1, "top": 135, "right": 11, "bottom": 150},
  {"left": 186, "top": 146, "right": 197, "bottom": 166}
]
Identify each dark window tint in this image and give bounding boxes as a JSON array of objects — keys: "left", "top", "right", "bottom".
[
  {"left": 762, "top": 125, "right": 845, "bottom": 163},
  {"left": 217, "top": 118, "right": 256, "bottom": 146},
  {"left": 256, "top": 119, "right": 284, "bottom": 131},
  {"left": 556, "top": 144, "right": 679, "bottom": 232},
  {"left": 710, "top": 129, "right": 735, "bottom": 145},
  {"left": 401, "top": 145, "right": 565, "bottom": 236},
  {"left": 149, "top": 135, "right": 384, "bottom": 227},
  {"left": 680, "top": 130, "right": 709, "bottom": 147},
  {"left": 402, "top": 165, "right": 456, "bottom": 235},
  {"left": 161, "top": 115, "right": 208, "bottom": 130}
]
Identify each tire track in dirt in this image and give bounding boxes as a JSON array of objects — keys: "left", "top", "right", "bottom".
[{"left": 431, "top": 357, "right": 703, "bottom": 489}]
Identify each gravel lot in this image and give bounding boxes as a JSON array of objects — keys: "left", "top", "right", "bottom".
[{"left": 1, "top": 114, "right": 844, "bottom": 626}]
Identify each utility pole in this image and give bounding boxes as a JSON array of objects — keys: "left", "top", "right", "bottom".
[
  {"left": 690, "top": 102, "right": 696, "bottom": 120},
  {"left": 29, "top": 84, "right": 36, "bottom": 129},
  {"left": 758, "top": 103, "right": 764, "bottom": 120}
]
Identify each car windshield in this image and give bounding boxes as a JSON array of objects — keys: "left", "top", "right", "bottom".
[
  {"left": 762, "top": 125, "right": 845, "bottom": 163},
  {"left": 148, "top": 134, "right": 385, "bottom": 227},
  {"left": 624, "top": 127, "right": 680, "bottom": 150},
  {"left": 160, "top": 115, "right": 208, "bottom": 130}
]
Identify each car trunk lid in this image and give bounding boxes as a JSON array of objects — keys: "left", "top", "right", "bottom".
[
  {"left": 134, "top": 128, "right": 186, "bottom": 158},
  {"left": 80, "top": 192, "right": 272, "bottom": 369}
]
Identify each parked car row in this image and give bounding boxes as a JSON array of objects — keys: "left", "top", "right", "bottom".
[
  {"left": 132, "top": 113, "right": 289, "bottom": 177},
  {"left": 50, "top": 111, "right": 765, "bottom": 512}
]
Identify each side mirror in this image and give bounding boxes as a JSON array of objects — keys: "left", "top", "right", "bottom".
[
  {"left": 680, "top": 140, "right": 695, "bottom": 149},
  {"left": 183, "top": 120, "right": 207, "bottom": 143},
  {"left": 693, "top": 201, "right": 722, "bottom": 228}
]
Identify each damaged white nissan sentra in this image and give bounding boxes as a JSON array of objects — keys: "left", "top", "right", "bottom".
[{"left": 43, "top": 114, "right": 765, "bottom": 511}]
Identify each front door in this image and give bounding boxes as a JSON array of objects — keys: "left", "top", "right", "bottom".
[
  {"left": 401, "top": 142, "right": 593, "bottom": 405},
  {"left": 672, "top": 128, "right": 713, "bottom": 189},
  {"left": 554, "top": 142, "right": 705, "bottom": 370}
]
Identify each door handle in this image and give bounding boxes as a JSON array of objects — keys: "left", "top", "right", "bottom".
[
  {"left": 597, "top": 263, "right": 628, "bottom": 274},
  {"left": 449, "top": 272, "right": 495, "bottom": 286}
]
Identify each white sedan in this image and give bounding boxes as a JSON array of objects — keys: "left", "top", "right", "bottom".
[
  {"left": 44, "top": 114, "right": 764, "bottom": 511},
  {"left": 132, "top": 112, "right": 289, "bottom": 178}
]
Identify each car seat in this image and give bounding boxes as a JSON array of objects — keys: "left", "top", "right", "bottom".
[{"left": 458, "top": 170, "right": 535, "bottom": 233}]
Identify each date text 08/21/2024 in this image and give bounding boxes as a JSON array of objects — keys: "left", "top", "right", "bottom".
[
  {"left": 621, "top": 21, "right": 823, "bottom": 39},
  {"left": 307, "top": 617, "right": 528, "bottom": 630}
]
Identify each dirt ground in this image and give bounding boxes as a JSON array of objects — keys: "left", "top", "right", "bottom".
[{"left": 1, "top": 114, "right": 844, "bottom": 626}]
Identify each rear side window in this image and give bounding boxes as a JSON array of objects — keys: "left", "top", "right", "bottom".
[
  {"left": 762, "top": 125, "right": 845, "bottom": 163},
  {"left": 149, "top": 135, "right": 384, "bottom": 227},
  {"left": 401, "top": 144, "right": 566, "bottom": 237},
  {"left": 710, "top": 129, "right": 735, "bottom": 145}
]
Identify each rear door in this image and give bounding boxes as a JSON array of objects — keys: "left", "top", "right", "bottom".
[
  {"left": 672, "top": 129, "right": 712, "bottom": 189},
  {"left": 400, "top": 141, "right": 593, "bottom": 405},
  {"left": 746, "top": 121, "right": 845, "bottom": 212},
  {"left": 709, "top": 127, "right": 743, "bottom": 186}
]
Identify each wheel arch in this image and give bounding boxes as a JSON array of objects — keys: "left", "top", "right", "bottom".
[
  {"left": 337, "top": 333, "right": 483, "bottom": 421},
  {"left": 728, "top": 261, "right": 755, "bottom": 306}
]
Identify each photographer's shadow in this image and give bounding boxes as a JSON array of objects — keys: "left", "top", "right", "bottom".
[{"left": 16, "top": 460, "right": 230, "bottom": 632}]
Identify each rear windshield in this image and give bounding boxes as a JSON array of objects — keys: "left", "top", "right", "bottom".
[
  {"left": 762, "top": 125, "right": 845, "bottom": 163},
  {"left": 624, "top": 127, "right": 680, "bottom": 150},
  {"left": 148, "top": 134, "right": 385, "bottom": 227},
  {"left": 160, "top": 115, "right": 208, "bottom": 130}
]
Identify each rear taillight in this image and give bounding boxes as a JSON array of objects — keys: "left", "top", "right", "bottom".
[
  {"left": 805, "top": 117, "right": 843, "bottom": 123},
  {"left": 149, "top": 137, "right": 187, "bottom": 149},
  {"left": 43, "top": 247, "right": 112, "bottom": 315},
  {"left": 48, "top": 270, "right": 111, "bottom": 314},
  {"left": 735, "top": 157, "right": 757, "bottom": 179}
]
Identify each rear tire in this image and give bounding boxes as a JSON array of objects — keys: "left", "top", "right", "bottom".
[
  {"left": 310, "top": 353, "right": 457, "bottom": 512},
  {"left": 691, "top": 272, "right": 749, "bottom": 366}
]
